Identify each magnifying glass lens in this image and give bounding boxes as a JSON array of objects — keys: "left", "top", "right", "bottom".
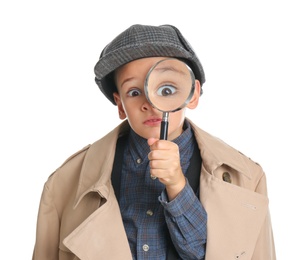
[{"left": 145, "top": 58, "right": 195, "bottom": 112}]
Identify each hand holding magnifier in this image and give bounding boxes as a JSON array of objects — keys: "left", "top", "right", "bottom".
[{"left": 144, "top": 58, "right": 196, "bottom": 140}]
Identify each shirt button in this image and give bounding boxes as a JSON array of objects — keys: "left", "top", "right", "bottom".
[
  {"left": 146, "top": 209, "right": 153, "bottom": 216},
  {"left": 142, "top": 244, "right": 149, "bottom": 252},
  {"left": 150, "top": 175, "right": 157, "bottom": 180},
  {"left": 136, "top": 158, "right": 142, "bottom": 164}
]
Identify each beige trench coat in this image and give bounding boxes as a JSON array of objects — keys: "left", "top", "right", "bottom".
[{"left": 32, "top": 119, "right": 276, "bottom": 260}]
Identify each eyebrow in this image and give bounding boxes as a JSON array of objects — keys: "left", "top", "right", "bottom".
[
  {"left": 120, "top": 77, "right": 136, "bottom": 88},
  {"left": 154, "top": 66, "right": 186, "bottom": 76}
]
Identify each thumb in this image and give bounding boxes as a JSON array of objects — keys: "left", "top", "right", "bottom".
[{"left": 147, "top": 137, "right": 159, "bottom": 146}]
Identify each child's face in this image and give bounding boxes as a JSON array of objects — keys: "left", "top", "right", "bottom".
[{"left": 113, "top": 57, "right": 200, "bottom": 140}]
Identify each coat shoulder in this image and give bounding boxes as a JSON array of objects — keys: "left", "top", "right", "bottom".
[
  {"left": 45, "top": 144, "right": 92, "bottom": 191},
  {"left": 59, "top": 144, "right": 91, "bottom": 167}
]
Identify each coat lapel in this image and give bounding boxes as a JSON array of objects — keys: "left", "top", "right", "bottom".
[
  {"left": 63, "top": 121, "right": 132, "bottom": 260},
  {"left": 200, "top": 169, "right": 268, "bottom": 259},
  {"left": 63, "top": 183, "right": 132, "bottom": 260}
]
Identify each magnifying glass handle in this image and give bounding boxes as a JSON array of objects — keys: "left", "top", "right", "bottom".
[{"left": 160, "top": 112, "right": 169, "bottom": 140}]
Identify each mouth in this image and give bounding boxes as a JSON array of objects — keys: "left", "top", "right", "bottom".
[{"left": 143, "top": 117, "right": 162, "bottom": 126}]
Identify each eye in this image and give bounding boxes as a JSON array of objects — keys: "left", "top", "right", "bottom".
[
  {"left": 127, "top": 89, "right": 142, "bottom": 97},
  {"left": 156, "top": 85, "right": 177, "bottom": 96}
]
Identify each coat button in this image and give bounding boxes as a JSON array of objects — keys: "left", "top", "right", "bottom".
[{"left": 222, "top": 172, "right": 231, "bottom": 183}]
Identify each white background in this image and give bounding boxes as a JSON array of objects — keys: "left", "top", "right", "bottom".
[{"left": 1, "top": 0, "right": 307, "bottom": 259}]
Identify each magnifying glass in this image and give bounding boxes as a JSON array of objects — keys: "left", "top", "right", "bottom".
[{"left": 144, "top": 58, "right": 196, "bottom": 140}]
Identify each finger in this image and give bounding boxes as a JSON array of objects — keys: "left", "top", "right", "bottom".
[
  {"left": 149, "top": 159, "right": 179, "bottom": 172},
  {"left": 147, "top": 137, "right": 159, "bottom": 146},
  {"left": 148, "top": 139, "right": 172, "bottom": 151}
]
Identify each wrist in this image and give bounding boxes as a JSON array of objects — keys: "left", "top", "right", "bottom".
[{"left": 165, "top": 176, "right": 186, "bottom": 201}]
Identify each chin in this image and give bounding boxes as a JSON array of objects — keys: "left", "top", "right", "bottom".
[{"left": 139, "top": 131, "right": 160, "bottom": 140}]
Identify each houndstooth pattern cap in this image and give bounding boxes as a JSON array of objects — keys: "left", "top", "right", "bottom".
[{"left": 94, "top": 24, "right": 205, "bottom": 105}]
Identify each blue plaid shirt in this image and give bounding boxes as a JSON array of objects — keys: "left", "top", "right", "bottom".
[{"left": 119, "top": 121, "right": 207, "bottom": 259}]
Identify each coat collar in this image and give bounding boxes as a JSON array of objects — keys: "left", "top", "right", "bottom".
[
  {"left": 73, "top": 119, "right": 252, "bottom": 207},
  {"left": 188, "top": 118, "right": 252, "bottom": 179},
  {"left": 73, "top": 121, "right": 130, "bottom": 208}
]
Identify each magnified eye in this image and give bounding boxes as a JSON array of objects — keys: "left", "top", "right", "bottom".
[
  {"left": 127, "top": 89, "right": 141, "bottom": 97},
  {"left": 157, "top": 85, "right": 177, "bottom": 96}
]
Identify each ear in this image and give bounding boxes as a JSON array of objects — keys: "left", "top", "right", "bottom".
[
  {"left": 113, "top": 92, "right": 127, "bottom": 120},
  {"left": 186, "top": 80, "right": 201, "bottom": 109}
]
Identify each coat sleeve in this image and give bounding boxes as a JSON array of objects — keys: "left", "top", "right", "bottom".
[
  {"left": 32, "top": 180, "right": 60, "bottom": 260},
  {"left": 252, "top": 173, "right": 276, "bottom": 259}
]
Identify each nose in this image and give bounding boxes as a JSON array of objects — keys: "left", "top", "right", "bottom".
[{"left": 141, "top": 97, "right": 154, "bottom": 112}]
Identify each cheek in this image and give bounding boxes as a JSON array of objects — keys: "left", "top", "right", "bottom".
[
  {"left": 169, "top": 109, "right": 186, "bottom": 126},
  {"left": 120, "top": 99, "right": 138, "bottom": 118}
]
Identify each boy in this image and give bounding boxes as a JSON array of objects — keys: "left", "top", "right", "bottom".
[{"left": 33, "top": 24, "right": 276, "bottom": 260}]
